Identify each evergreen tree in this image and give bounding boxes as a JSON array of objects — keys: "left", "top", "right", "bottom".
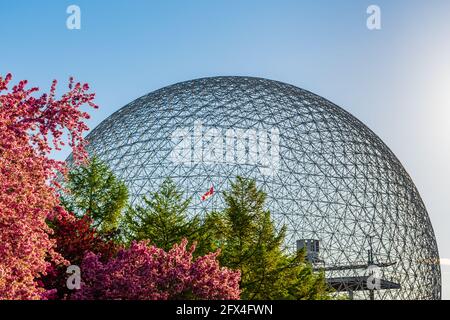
[
  {"left": 204, "top": 176, "right": 332, "bottom": 300},
  {"left": 61, "top": 156, "right": 129, "bottom": 234},
  {"left": 121, "top": 178, "right": 205, "bottom": 252}
]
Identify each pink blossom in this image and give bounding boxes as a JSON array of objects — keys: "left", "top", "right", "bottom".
[
  {"left": 72, "top": 239, "right": 241, "bottom": 300},
  {"left": 0, "top": 73, "right": 96, "bottom": 299}
]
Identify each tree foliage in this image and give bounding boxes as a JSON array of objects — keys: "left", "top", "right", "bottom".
[
  {"left": 0, "top": 74, "right": 96, "bottom": 299},
  {"left": 121, "top": 176, "right": 332, "bottom": 300},
  {"left": 61, "top": 156, "right": 129, "bottom": 233},
  {"left": 203, "top": 176, "right": 331, "bottom": 300},
  {"left": 71, "top": 239, "right": 241, "bottom": 300},
  {"left": 121, "top": 178, "right": 205, "bottom": 252},
  {"left": 41, "top": 212, "right": 120, "bottom": 299}
]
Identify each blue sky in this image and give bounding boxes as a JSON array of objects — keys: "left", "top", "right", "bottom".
[{"left": 1, "top": 0, "right": 450, "bottom": 298}]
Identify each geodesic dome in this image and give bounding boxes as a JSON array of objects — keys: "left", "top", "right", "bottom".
[{"left": 81, "top": 76, "right": 441, "bottom": 299}]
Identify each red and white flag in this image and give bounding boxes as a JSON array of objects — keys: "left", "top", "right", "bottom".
[{"left": 201, "top": 186, "right": 214, "bottom": 201}]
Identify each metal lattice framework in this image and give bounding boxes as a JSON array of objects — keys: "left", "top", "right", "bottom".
[{"left": 81, "top": 76, "right": 441, "bottom": 300}]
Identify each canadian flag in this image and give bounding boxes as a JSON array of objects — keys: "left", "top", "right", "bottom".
[{"left": 201, "top": 186, "right": 214, "bottom": 201}]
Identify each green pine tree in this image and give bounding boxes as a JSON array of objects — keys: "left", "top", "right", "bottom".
[
  {"left": 121, "top": 178, "right": 205, "bottom": 252},
  {"left": 61, "top": 156, "right": 129, "bottom": 234},
  {"left": 203, "top": 176, "right": 332, "bottom": 300}
]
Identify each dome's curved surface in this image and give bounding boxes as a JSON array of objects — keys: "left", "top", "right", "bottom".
[{"left": 83, "top": 76, "right": 441, "bottom": 299}]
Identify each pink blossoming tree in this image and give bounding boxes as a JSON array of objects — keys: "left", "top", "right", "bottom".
[
  {"left": 0, "top": 74, "right": 97, "bottom": 299},
  {"left": 40, "top": 212, "right": 120, "bottom": 299},
  {"left": 72, "top": 239, "right": 241, "bottom": 300}
]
